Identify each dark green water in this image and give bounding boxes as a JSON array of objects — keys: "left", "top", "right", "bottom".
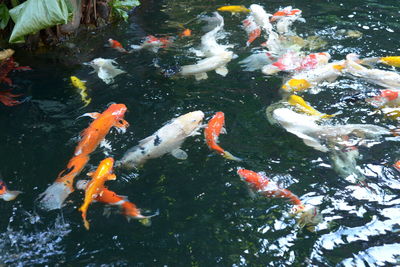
[{"left": 1, "top": 0, "right": 400, "bottom": 266}]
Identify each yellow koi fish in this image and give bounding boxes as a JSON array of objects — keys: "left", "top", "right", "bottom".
[
  {"left": 217, "top": 5, "right": 250, "bottom": 13},
  {"left": 287, "top": 95, "right": 334, "bottom": 119},
  {"left": 70, "top": 76, "right": 91, "bottom": 107},
  {"left": 361, "top": 56, "right": 400, "bottom": 68}
]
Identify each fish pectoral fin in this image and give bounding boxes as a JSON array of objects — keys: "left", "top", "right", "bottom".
[
  {"left": 221, "top": 127, "right": 227, "bottom": 134},
  {"left": 107, "top": 174, "right": 117, "bottom": 180},
  {"left": 78, "top": 112, "right": 100, "bottom": 120},
  {"left": 114, "top": 119, "right": 129, "bottom": 130},
  {"left": 87, "top": 172, "right": 94, "bottom": 177},
  {"left": 171, "top": 148, "right": 188, "bottom": 160},
  {"left": 194, "top": 72, "right": 208, "bottom": 80},
  {"left": 215, "top": 66, "right": 229, "bottom": 76}
]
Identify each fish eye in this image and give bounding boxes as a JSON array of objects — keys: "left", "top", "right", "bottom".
[{"left": 119, "top": 120, "right": 124, "bottom": 124}]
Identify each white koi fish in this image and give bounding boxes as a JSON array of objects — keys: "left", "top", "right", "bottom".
[
  {"left": 86, "top": 58, "right": 126, "bottom": 84},
  {"left": 117, "top": 111, "right": 204, "bottom": 169},
  {"left": 272, "top": 108, "right": 390, "bottom": 152},
  {"left": 179, "top": 13, "right": 234, "bottom": 80},
  {"left": 345, "top": 54, "right": 400, "bottom": 89}
]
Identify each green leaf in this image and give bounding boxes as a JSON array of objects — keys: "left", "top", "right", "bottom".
[
  {"left": 11, "top": 0, "right": 19, "bottom": 8},
  {"left": 0, "top": 4, "right": 10, "bottom": 29},
  {"left": 110, "top": 0, "right": 140, "bottom": 22},
  {"left": 9, "top": 0, "right": 72, "bottom": 43}
]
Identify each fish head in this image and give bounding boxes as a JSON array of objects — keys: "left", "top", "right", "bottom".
[
  {"left": 70, "top": 76, "right": 79, "bottom": 85},
  {"left": 282, "top": 79, "right": 311, "bottom": 92},
  {"left": 380, "top": 90, "right": 398, "bottom": 101},
  {"left": 176, "top": 110, "right": 205, "bottom": 135},
  {"left": 273, "top": 108, "right": 318, "bottom": 129},
  {"left": 76, "top": 180, "right": 89, "bottom": 190},
  {"left": 237, "top": 168, "right": 268, "bottom": 190},
  {"left": 94, "top": 157, "right": 115, "bottom": 178},
  {"left": 107, "top": 103, "right": 128, "bottom": 119},
  {"left": 393, "top": 160, "right": 400, "bottom": 171}
]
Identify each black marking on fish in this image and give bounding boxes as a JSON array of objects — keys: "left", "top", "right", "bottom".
[
  {"left": 139, "top": 146, "right": 146, "bottom": 154},
  {"left": 154, "top": 135, "right": 162, "bottom": 146},
  {"left": 59, "top": 166, "right": 75, "bottom": 177}
]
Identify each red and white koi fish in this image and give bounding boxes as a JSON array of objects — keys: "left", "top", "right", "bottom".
[
  {"left": 271, "top": 6, "right": 302, "bottom": 22},
  {"left": 79, "top": 157, "right": 116, "bottom": 230},
  {"left": 262, "top": 52, "right": 330, "bottom": 75},
  {"left": 76, "top": 180, "right": 158, "bottom": 226},
  {"left": 366, "top": 89, "right": 400, "bottom": 108},
  {"left": 108, "top": 38, "right": 128, "bottom": 53},
  {"left": 39, "top": 104, "right": 129, "bottom": 211},
  {"left": 242, "top": 16, "right": 261, "bottom": 46},
  {"left": 204, "top": 112, "right": 241, "bottom": 161},
  {"left": 237, "top": 168, "right": 321, "bottom": 230},
  {"left": 0, "top": 180, "right": 21, "bottom": 201},
  {"left": 131, "top": 35, "right": 172, "bottom": 53}
]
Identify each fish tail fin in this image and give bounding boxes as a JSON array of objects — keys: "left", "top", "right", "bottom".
[
  {"left": 2, "top": 190, "right": 22, "bottom": 201},
  {"left": 294, "top": 205, "right": 322, "bottom": 232},
  {"left": 222, "top": 151, "right": 242, "bottom": 161},
  {"left": 160, "top": 65, "right": 182, "bottom": 78},
  {"left": 359, "top": 57, "right": 380, "bottom": 67},
  {"left": 137, "top": 209, "right": 160, "bottom": 227},
  {"left": 83, "top": 218, "right": 90, "bottom": 230},
  {"left": 37, "top": 182, "right": 72, "bottom": 210},
  {"left": 130, "top": 45, "right": 142, "bottom": 50}
]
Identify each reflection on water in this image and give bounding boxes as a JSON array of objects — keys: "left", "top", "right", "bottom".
[{"left": 1, "top": 0, "right": 400, "bottom": 265}]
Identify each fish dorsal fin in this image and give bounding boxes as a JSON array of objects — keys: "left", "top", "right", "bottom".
[
  {"left": 78, "top": 112, "right": 100, "bottom": 120},
  {"left": 215, "top": 66, "right": 229, "bottom": 76},
  {"left": 171, "top": 148, "right": 188, "bottom": 160},
  {"left": 138, "top": 135, "right": 155, "bottom": 145}
]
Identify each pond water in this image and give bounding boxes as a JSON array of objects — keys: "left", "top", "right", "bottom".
[{"left": 1, "top": 0, "right": 400, "bottom": 266}]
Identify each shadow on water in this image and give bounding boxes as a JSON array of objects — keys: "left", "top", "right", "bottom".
[{"left": 1, "top": 0, "right": 400, "bottom": 265}]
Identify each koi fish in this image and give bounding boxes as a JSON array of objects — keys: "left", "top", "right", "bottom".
[
  {"left": 365, "top": 89, "right": 400, "bottom": 108},
  {"left": 130, "top": 35, "right": 172, "bottom": 53},
  {"left": 281, "top": 61, "right": 345, "bottom": 92},
  {"left": 361, "top": 56, "right": 400, "bottom": 68},
  {"left": 237, "top": 168, "right": 321, "bottom": 230},
  {"left": 108, "top": 38, "right": 128, "bottom": 53},
  {"left": 394, "top": 160, "right": 400, "bottom": 171},
  {"left": 0, "top": 56, "right": 31, "bottom": 86},
  {"left": 330, "top": 144, "right": 366, "bottom": 183},
  {"left": 217, "top": 5, "right": 250, "bottom": 13},
  {"left": 262, "top": 52, "right": 331, "bottom": 75},
  {"left": 76, "top": 180, "right": 158, "bottom": 226},
  {"left": 179, "top": 29, "right": 192, "bottom": 37},
  {"left": 272, "top": 108, "right": 390, "bottom": 152},
  {"left": 287, "top": 95, "right": 334, "bottom": 119},
  {"left": 239, "top": 52, "right": 276, "bottom": 71},
  {"left": 117, "top": 111, "right": 204, "bottom": 169},
  {"left": 204, "top": 112, "right": 241, "bottom": 161},
  {"left": 249, "top": 4, "right": 273, "bottom": 33},
  {"left": 70, "top": 76, "right": 91, "bottom": 107},
  {"left": 345, "top": 54, "right": 400, "bottom": 89},
  {"left": 271, "top": 6, "right": 302, "bottom": 22},
  {"left": 0, "top": 180, "right": 21, "bottom": 201},
  {"left": 86, "top": 58, "right": 125, "bottom": 84},
  {"left": 272, "top": 7, "right": 304, "bottom": 35},
  {"left": 242, "top": 16, "right": 261, "bottom": 46},
  {"left": 79, "top": 157, "right": 116, "bottom": 230},
  {"left": 39, "top": 104, "right": 129, "bottom": 211}
]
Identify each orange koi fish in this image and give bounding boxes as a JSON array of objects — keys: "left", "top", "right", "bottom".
[
  {"left": 237, "top": 168, "right": 321, "bottom": 230},
  {"left": 76, "top": 180, "right": 158, "bottom": 226},
  {"left": 366, "top": 89, "right": 400, "bottom": 108},
  {"left": 270, "top": 6, "right": 302, "bottom": 22},
  {"left": 393, "top": 160, "right": 400, "bottom": 171},
  {"left": 0, "top": 179, "right": 21, "bottom": 201},
  {"left": 108, "top": 38, "right": 128, "bottom": 53},
  {"left": 131, "top": 35, "right": 172, "bottom": 53},
  {"left": 204, "top": 112, "right": 241, "bottom": 161},
  {"left": 242, "top": 16, "right": 261, "bottom": 46},
  {"left": 39, "top": 104, "right": 129, "bottom": 211},
  {"left": 0, "top": 90, "right": 23, "bottom": 106},
  {"left": 79, "top": 157, "right": 116, "bottom": 230},
  {"left": 179, "top": 29, "right": 192, "bottom": 37}
]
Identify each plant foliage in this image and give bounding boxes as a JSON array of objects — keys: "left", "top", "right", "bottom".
[
  {"left": 110, "top": 0, "right": 140, "bottom": 22},
  {"left": 0, "top": 4, "right": 10, "bottom": 30}
]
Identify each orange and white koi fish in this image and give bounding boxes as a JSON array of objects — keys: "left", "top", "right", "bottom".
[
  {"left": 204, "top": 112, "right": 241, "bottom": 161},
  {"left": 237, "top": 168, "right": 321, "bottom": 230},
  {"left": 76, "top": 180, "right": 158, "bottom": 226},
  {"left": 39, "top": 104, "right": 129, "bottom": 211},
  {"left": 366, "top": 89, "right": 400, "bottom": 108},
  {"left": 345, "top": 54, "right": 400, "bottom": 89},
  {"left": 242, "top": 16, "right": 261, "bottom": 46},
  {"left": 108, "top": 38, "right": 128, "bottom": 53},
  {"left": 79, "top": 157, "right": 116, "bottom": 230},
  {"left": 281, "top": 60, "right": 345, "bottom": 92},
  {"left": 0, "top": 179, "right": 21, "bottom": 201},
  {"left": 270, "top": 6, "right": 302, "bottom": 22},
  {"left": 393, "top": 160, "right": 400, "bottom": 171},
  {"left": 131, "top": 35, "right": 172, "bottom": 53},
  {"left": 262, "top": 52, "right": 330, "bottom": 75}
]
